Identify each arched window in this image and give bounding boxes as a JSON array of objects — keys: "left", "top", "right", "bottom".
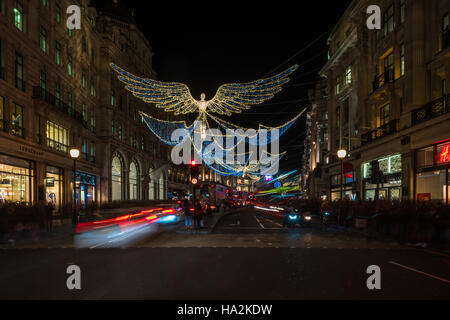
[
  {"left": 159, "top": 173, "right": 165, "bottom": 200},
  {"left": 111, "top": 153, "right": 124, "bottom": 201},
  {"left": 129, "top": 160, "right": 140, "bottom": 200},
  {"left": 149, "top": 168, "right": 156, "bottom": 200}
]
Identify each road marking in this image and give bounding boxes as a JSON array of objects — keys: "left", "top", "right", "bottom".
[
  {"left": 254, "top": 215, "right": 265, "bottom": 229},
  {"left": 389, "top": 261, "right": 450, "bottom": 284}
]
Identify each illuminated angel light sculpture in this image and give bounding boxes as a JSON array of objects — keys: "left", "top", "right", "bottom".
[{"left": 110, "top": 63, "right": 303, "bottom": 176}]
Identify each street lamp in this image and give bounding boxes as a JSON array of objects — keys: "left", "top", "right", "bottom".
[
  {"left": 70, "top": 147, "right": 80, "bottom": 228},
  {"left": 337, "top": 149, "right": 347, "bottom": 226}
]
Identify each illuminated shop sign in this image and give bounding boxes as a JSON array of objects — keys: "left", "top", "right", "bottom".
[{"left": 439, "top": 144, "right": 450, "bottom": 163}]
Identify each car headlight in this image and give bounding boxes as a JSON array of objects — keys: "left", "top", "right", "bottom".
[
  {"left": 304, "top": 216, "right": 311, "bottom": 221},
  {"left": 288, "top": 215, "right": 298, "bottom": 220}
]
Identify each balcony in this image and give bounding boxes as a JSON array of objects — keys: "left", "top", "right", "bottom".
[
  {"left": 361, "top": 119, "right": 399, "bottom": 145},
  {"left": 373, "top": 69, "right": 394, "bottom": 92},
  {"left": 33, "top": 86, "right": 88, "bottom": 128},
  {"left": 412, "top": 94, "right": 449, "bottom": 126},
  {"left": 47, "top": 138, "right": 68, "bottom": 153}
]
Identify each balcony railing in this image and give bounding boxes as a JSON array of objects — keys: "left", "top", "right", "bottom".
[
  {"left": 412, "top": 94, "right": 449, "bottom": 126},
  {"left": 373, "top": 69, "right": 394, "bottom": 91},
  {"left": 361, "top": 119, "right": 399, "bottom": 145},
  {"left": 33, "top": 86, "right": 88, "bottom": 128},
  {"left": 47, "top": 138, "right": 68, "bottom": 153}
]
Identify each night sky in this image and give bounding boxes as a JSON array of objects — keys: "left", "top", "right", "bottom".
[{"left": 124, "top": 0, "right": 353, "bottom": 174}]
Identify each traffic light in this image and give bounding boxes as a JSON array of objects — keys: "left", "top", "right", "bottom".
[{"left": 190, "top": 160, "right": 200, "bottom": 184}]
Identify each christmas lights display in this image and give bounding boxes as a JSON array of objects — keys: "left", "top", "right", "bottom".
[{"left": 111, "top": 63, "right": 302, "bottom": 176}]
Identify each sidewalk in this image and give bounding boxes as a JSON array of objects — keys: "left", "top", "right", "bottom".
[{"left": 310, "top": 215, "right": 450, "bottom": 255}]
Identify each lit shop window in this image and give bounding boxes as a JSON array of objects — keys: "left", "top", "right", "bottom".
[{"left": 46, "top": 120, "right": 68, "bottom": 152}]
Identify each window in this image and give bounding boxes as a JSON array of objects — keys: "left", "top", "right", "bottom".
[
  {"left": 322, "top": 127, "right": 328, "bottom": 141},
  {"left": 82, "top": 70, "right": 86, "bottom": 88},
  {"left": 40, "top": 26, "right": 48, "bottom": 53},
  {"left": 15, "top": 52, "right": 24, "bottom": 91},
  {"left": 67, "top": 92, "right": 72, "bottom": 110},
  {"left": 343, "top": 98, "right": 350, "bottom": 124},
  {"left": 118, "top": 95, "right": 123, "bottom": 111},
  {"left": 90, "top": 110, "right": 95, "bottom": 132},
  {"left": 0, "top": 96, "right": 4, "bottom": 131},
  {"left": 40, "top": 71, "right": 46, "bottom": 91},
  {"left": 14, "top": 1, "right": 24, "bottom": 32},
  {"left": 55, "top": 41, "right": 61, "bottom": 65},
  {"left": 82, "top": 104, "right": 87, "bottom": 123},
  {"left": 46, "top": 121, "right": 68, "bottom": 152},
  {"left": 42, "top": 0, "right": 48, "bottom": 7},
  {"left": 35, "top": 114, "right": 42, "bottom": 144},
  {"left": 443, "top": 13, "right": 449, "bottom": 50},
  {"left": 336, "top": 106, "right": 340, "bottom": 129},
  {"left": 55, "top": 82, "right": 61, "bottom": 105},
  {"left": 384, "top": 52, "right": 394, "bottom": 81},
  {"left": 90, "top": 144, "right": 95, "bottom": 163},
  {"left": 82, "top": 36, "right": 87, "bottom": 53},
  {"left": 335, "top": 76, "right": 341, "bottom": 95},
  {"left": 12, "top": 103, "right": 24, "bottom": 137},
  {"left": 345, "top": 65, "right": 352, "bottom": 85},
  {"left": 111, "top": 89, "right": 115, "bottom": 106},
  {"left": 383, "top": 4, "right": 395, "bottom": 37},
  {"left": 67, "top": 55, "right": 73, "bottom": 76},
  {"left": 0, "top": 38, "right": 4, "bottom": 79},
  {"left": 118, "top": 123, "right": 122, "bottom": 141},
  {"left": 90, "top": 77, "right": 95, "bottom": 96},
  {"left": 82, "top": 139, "right": 88, "bottom": 160},
  {"left": 129, "top": 161, "right": 140, "bottom": 200},
  {"left": 111, "top": 119, "right": 115, "bottom": 137},
  {"left": 55, "top": 3, "right": 61, "bottom": 23},
  {"left": 399, "top": 0, "right": 405, "bottom": 24},
  {"left": 141, "top": 136, "right": 146, "bottom": 151},
  {"left": 323, "top": 111, "right": 328, "bottom": 121},
  {"left": 400, "top": 43, "right": 405, "bottom": 76},
  {"left": 379, "top": 104, "right": 390, "bottom": 127},
  {"left": 112, "top": 154, "right": 124, "bottom": 201}
]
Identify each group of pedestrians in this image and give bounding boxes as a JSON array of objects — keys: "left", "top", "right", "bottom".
[{"left": 182, "top": 199, "right": 211, "bottom": 230}]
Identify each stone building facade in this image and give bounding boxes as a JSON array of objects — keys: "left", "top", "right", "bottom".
[
  {"left": 0, "top": 0, "right": 192, "bottom": 208},
  {"left": 304, "top": 0, "right": 450, "bottom": 203}
]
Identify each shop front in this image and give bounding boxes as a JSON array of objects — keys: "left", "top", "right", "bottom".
[
  {"left": 0, "top": 153, "right": 34, "bottom": 204},
  {"left": 74, "top": 171, "right": 96, "bottom": 209},
  {"left": 330, "top": 172, "right": 355, "bottom": 201},
  {"left": 415, "top": 139, "right": 450, "bottom": 204},
  {"left": 362, "top": 154, "right": 402, "bottom": 201},
  {"left": 45, "top": 166, "right": 64, "bottom": 209}
]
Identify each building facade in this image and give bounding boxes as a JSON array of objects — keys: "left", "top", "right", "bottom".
[
  {"left": 305, "top": 0, "right": 450, "bottom": 203},
  {"left": 0, "top": 0, "right": 192, "bottom": 208}
]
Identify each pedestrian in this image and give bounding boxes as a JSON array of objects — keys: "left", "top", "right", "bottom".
[
  {"left": 194, "top": 200, "right": 204, "bottom": 229},
  {"left": 45, "top": 203, "right": 54, "bottom": 232},
  {"left": 183, "top": 200, "right": 193, "bottom": 230}
]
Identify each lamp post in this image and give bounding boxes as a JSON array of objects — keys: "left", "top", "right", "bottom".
[
  {"left": 337, "top": 148, "right": 347, "bottom": 226},
  {"left": 70, "top": 147, "right": 80, "bottom": 228}
]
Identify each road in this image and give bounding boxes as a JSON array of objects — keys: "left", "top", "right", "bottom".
[{"left": 0, "top": 207, "right": 449, "bottom": 299}]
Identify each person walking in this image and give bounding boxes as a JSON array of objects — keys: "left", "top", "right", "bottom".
[
  {"left": 183, "top": 200, "right": 193, "bottom": 230},
  {"left": 194, "top": 200, "right": 204, "bottom": 230}
]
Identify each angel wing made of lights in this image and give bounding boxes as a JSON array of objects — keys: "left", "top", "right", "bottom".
[{"left": 111, "top": 63, "right": 299, "bottom": 116}]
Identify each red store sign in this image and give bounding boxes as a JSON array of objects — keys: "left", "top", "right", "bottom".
[{"left": 439, "top": 144, "right": 450, "bottom": 163}]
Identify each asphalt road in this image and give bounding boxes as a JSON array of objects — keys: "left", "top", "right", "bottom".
[{"left": 0, "top": 207, "right": 449, "bottom": 299}]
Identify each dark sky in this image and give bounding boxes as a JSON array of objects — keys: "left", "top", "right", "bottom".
[{"left": 124, "top": 0, "right": 353, "bottom": 174}]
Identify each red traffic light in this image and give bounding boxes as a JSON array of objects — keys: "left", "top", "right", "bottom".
[
  {"left": 191, "top": 160, "right": 196, "bottom": 166},
  {"left": 191, "top": 178, "right": 198, "bottom": 185}
]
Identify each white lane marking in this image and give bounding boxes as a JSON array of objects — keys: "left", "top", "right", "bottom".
[
  {"left": 254, "top": 215, "right": 265, "bottom": 229},
  {"left": 389, "top": 261, "right": 450, "bottom": 284}
]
